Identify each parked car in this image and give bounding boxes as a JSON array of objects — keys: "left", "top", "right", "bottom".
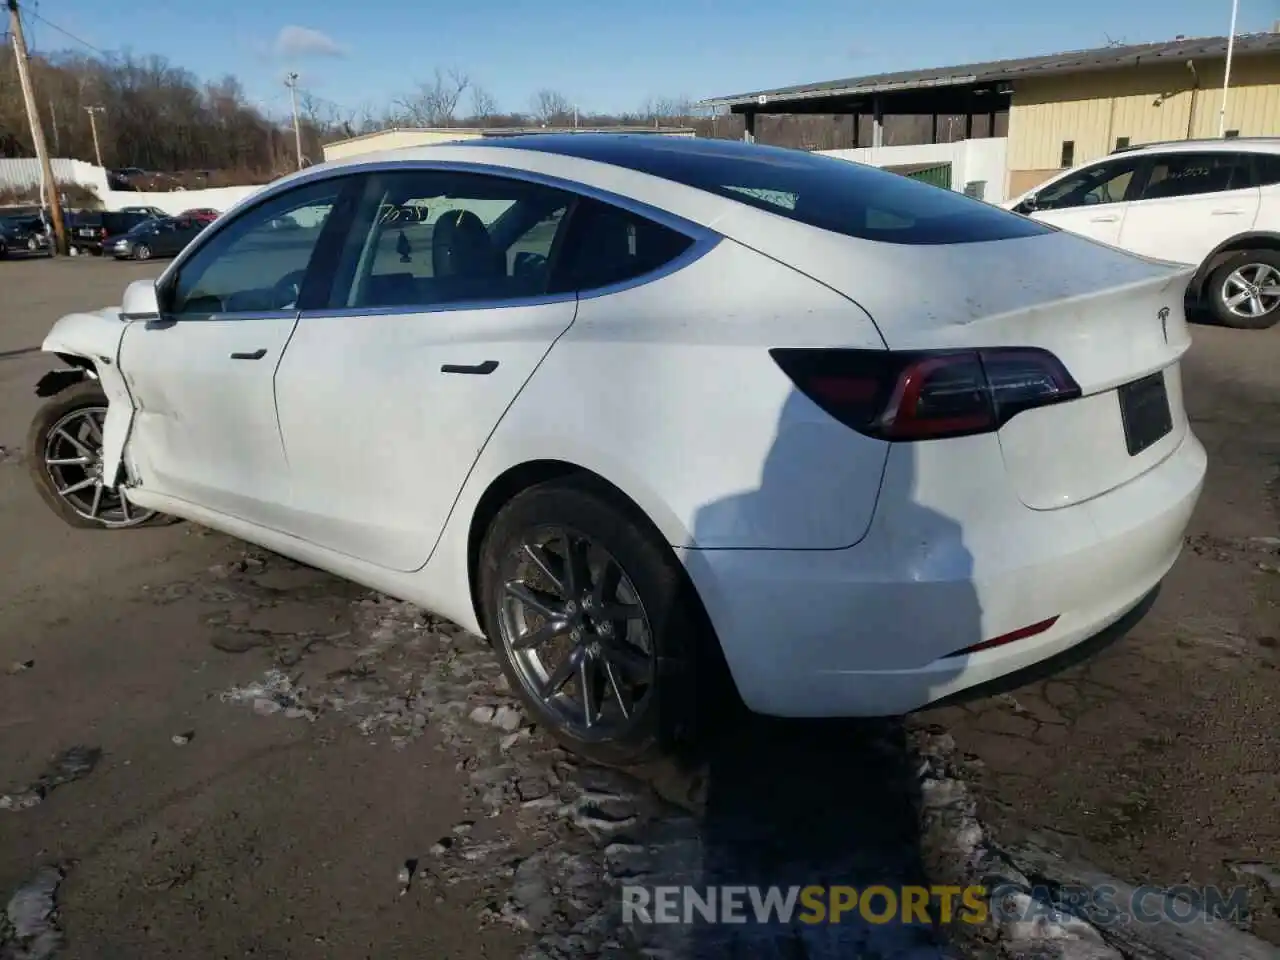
[
  {"left": 25, "top": 135, "right": 1206, "bottom": 763},
  {"left": 106, "top": 216, "right": 206, "bottom": 260},
  {"left": 117, "top": 205, "right": 170, "bottom": 220},
  {"left": 180, "top": 207, "right": 220, "bottom": 224},
  {"left": 0, "top": 215, "right": 51, "bottom": 257},
  {"left": 67, "top": 210, "right": 157, "bottom": 255},
  {"left": 1007, "top": 137, "right": 1280, "bottom": 329}
]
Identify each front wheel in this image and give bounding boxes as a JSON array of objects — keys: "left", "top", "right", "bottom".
[
  {"left": 133, "top": 243, "right": 152, "bottom": 261},
  {"left": 478, "top": 477, "right": 706, "bottom": 765},
  {"left": 26, "top": 380, "right": 160, "bottom": 529},
  {"left": 1206, "top": 250, "right": 1280, "bottom": 329}
]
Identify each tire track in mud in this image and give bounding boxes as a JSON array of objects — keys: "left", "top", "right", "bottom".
[{"left": 188, "top": 548, "right": 955, "bottom": 959}]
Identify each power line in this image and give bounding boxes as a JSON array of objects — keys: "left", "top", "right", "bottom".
[{"left": 16, "top": 1, "right": 110, "bottom": 58}]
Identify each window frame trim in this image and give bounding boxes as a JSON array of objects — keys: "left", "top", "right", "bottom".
[{"left": 160, "top": 159, "right": 722, "bottom": 323}]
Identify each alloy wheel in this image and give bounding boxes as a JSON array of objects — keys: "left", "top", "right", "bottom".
[
  {"left": 42, "top": 406, "right": 154, "bottom": 527},
  {"left": 496, "top": 527, "right": 656, "bottom": 741},
  {"left": 1221, "top": 263, "right": 1280, "bottom": 320}
]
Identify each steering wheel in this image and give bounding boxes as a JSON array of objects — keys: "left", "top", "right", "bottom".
[{"left": 273, "top": 269, "right": 307, "bottom": 308}]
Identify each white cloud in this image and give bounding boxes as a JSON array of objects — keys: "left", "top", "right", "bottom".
[{"left": 274, "top": 25, "right": 345, "bottom": 59}]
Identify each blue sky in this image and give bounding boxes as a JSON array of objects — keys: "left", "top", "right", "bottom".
[{"left": 25, "top": 0, "right": 1279, "bottom": 118}]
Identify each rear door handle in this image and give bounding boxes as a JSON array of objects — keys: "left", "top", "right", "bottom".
[
  {"left": 230, "top": 348, "right": 267, "bottom": 360},
  {"left": 1090, "top": 215, "right": 1119, "bottom": 223},
  {"left": 1211, "top": 209, "right": 1243, "bottom": 215},
  {"left": 441, "top": 360, "right": 498, "bottom": 375}
]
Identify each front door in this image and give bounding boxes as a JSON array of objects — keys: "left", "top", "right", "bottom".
[
  {"left": 273, "top": 167, "right": 578, "bottom": 571},
  {"left": 120, "top": 178, "right": 348, "bottom": 525},
  {"left": 1028, "top": 154, "right": 1145, "bottom": 248},
  {"left": 1118, "top": 151, "right": 1261, "bottom": 265}
]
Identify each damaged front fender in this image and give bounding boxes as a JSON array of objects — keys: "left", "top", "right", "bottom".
[{"left": 39, "top": 308, "right": 136, "bottom": 488}]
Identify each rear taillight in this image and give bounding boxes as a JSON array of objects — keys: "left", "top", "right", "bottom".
[
  {"left": 100, "top": 227, "right": 107, "bottom": 238},
  {"left": 770, "top": 347, "right": 1081, "bottom": 441}
]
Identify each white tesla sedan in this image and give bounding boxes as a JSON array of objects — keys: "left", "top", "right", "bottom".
[{"left": 28, "top": 135, "right": 1206, "bottom": 764}]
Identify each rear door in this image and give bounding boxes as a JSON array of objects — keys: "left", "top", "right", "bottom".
[
  {"left": 272, "top": 167, "right": 577, "bottom": 571},
  {"left": 1118, "top": 151, "right": 1260, "bottom": 265},
  {"left": 119, "top": 177, "right": 351, "bottom": 525},
  {"left": 1025, "top": 154, "right": 1145, "bottom": 246}
]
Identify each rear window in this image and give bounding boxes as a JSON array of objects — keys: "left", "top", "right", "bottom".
[{"left": 485, "top": 135, "right": 1052, "bottom": 245}]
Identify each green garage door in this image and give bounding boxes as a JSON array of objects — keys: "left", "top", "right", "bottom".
[{"left": 885, "top": 161, "right": 953, "bottom": 190}]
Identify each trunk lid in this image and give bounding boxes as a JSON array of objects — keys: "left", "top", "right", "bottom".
[{"left": 735, "top": 225, "right": 1195, "bottom": 509}]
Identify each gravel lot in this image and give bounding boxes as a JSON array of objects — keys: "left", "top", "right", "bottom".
[{"left": 0, "top": 255, "right": 1276, "bottom": 959}]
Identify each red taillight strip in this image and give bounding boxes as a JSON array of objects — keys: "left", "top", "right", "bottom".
[{"left": 944, "top": 615, "right": 1060, "bottom": 658}]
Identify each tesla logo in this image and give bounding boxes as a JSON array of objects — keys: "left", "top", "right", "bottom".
[{"left": 1158, "top": 306, "right": 1170, "bottom": 342}]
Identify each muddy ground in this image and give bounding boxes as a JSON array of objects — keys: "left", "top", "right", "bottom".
[{"left": 0, "top": 256, "right": 1276, "bottom": 958}]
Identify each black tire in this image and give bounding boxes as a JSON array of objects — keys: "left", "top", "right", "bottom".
[
  {"left": 1205, "top": 250, "right": 1280, "bottom": 330},
  {"left": 25, "top": 379, "right": 166, "bottom": 529},
  {"left": 478, "top": 476, "right": 709, "bottom": 766},
  {"left": 133, "top": 243, "right": 152, "bottom": 261}
]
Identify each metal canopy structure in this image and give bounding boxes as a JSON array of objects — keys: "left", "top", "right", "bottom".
[{"left": 699, "top": 32, "right": 1280, "bottom": 145}]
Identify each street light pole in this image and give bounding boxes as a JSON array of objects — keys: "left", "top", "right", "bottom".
[
  {"left": 285, "top": 72, "right": 304, "bottom": 169},
  {"left": 84, "top": 105, "right": 105, "bottom": 167},
  {"left": 1219, "top": 0, "right": 1239, "bottom": 137}
]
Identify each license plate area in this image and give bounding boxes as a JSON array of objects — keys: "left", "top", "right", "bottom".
[
  {"left": 78, "top": 228, "right": 96, "bottom": 237},
  {"left": 1118, "top": 371, "right": 1172, "bottom": 456}
]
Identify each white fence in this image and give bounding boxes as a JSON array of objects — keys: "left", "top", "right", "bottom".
[
  {"left": 819, "top": 138, "right": 1009, "bottom": 203},
  {"left": 0, "top": 157, "right": 262, "bottom": 216}
]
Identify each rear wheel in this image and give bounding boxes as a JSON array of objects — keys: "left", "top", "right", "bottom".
[
  {"left": 478, "top": 477, "right": 705, "bottom": 765},
  {"left": 1206, "top": 250, "right": 1280, "bottom": 329},
  {"left": 26, "top": 380, "right": 161, "bottom": 529}
]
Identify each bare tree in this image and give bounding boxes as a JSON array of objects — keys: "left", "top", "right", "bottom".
[
  {"left": 530, "top": 88, "right": 572, "bottom": 126},
  {"left": 397, "top": 68, "right": 470, "bottom": 127},
  {"left": 469, "top": 85, "right": 498, "bottom": 123}
]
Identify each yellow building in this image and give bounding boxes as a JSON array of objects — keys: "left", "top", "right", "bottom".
[
  {"left": 701, "top": 30, "right": 1280, "bottom": 200},
  {"left": 1007, "top": 41, "right": 1280, "bottom": 195},
  {"left": 322, "top": 126, "right": 697, "bottom": 163}
]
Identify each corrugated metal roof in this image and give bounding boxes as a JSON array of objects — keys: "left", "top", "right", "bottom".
[
  {"left": 700, "top": 32, "right": 1280, "bottom": 108},
  {"left": 322, "top": 125, "right": 696, "bottom": 150}
]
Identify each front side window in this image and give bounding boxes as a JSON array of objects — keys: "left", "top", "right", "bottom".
[
  {"left": 1138, "top": 152, "right": 1250, "bottom": 201},
  {"left": 325, "top": 170, "right": 572, "bottom": 311},
  {"left": 1034, "top": 158, "right": 1141, "bottom": 211},
  {"left": 167, "top": 179, "right": 341, "bottom": 319}
]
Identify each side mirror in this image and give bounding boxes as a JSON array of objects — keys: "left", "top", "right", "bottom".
[
  {"left": 121, "top": 278, "right": 161, "bottom": 320},
  {"left": 1014, "top": 195, "right": 1038, "bottom": 215}
]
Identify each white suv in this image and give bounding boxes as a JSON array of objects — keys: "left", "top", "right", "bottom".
[{"left": 1008, "top": 138, "right": 1280, "bottom": 329}]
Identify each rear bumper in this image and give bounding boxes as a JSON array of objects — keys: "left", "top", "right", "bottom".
[{"left": 681, "top": 427, "right": 1207, "bottom": 717}]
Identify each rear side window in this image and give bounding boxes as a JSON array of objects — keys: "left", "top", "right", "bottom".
[
  {"left": 484, "top": 136, "right": 1051, "bottom": 246},
  {"left": 549, "top": 199, "right": 694, "bottom": 294},
  {"left": 1252, "top": 152, "right": 1280, "bottom": 187},
  {"left": 1138, "top": 152, "right": 1251, "bottom": 201}
]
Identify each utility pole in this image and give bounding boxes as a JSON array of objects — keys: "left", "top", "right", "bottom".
[
  {"left": 84, "top": 105, "right": 105, "bottom": 167},
  {"left": 1219, "top": 0, "right": 1239, "bottom": 137},
  {"left": 285, "top": 72, "right": 304, "bottom": 169},
  {"left": 7, "top": 0, "right": 67, "bottom": 254},
  {"left": 48, "top": 98, "right": 58, "bottom": 152}
]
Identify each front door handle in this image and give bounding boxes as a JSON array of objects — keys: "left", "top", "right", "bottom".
[
  {"left": 230, "top": 348, "right": 268, "bottom": 360},
  {"left": 1211, "top": 209, "right": 1243, "bottom": 216},
  {"left": 441, "top": 360, "right": 498, "bottom": 375},
  {"left": 1090, "top": 215, "right": 1119, "bottom": 223}
]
